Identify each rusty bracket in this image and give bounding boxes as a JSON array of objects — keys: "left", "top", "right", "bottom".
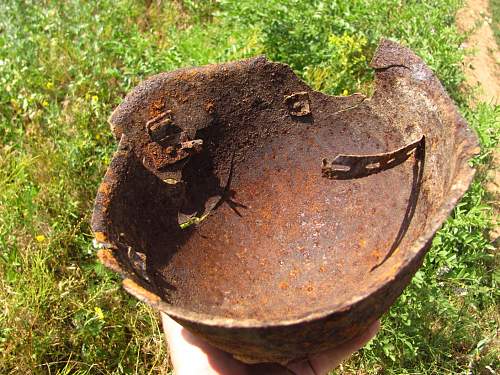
[
  {"left": 284, "top": 92, "right": 311, "bottom": 117},
  {"left": 127, "top": 247, "right": 150, "bottom": 282},
  {"left": 322, "top": 135, "right": 425, "bottom": 179},
  {"left": 146, "top": 110, "right": 181, "bottom": 143}
]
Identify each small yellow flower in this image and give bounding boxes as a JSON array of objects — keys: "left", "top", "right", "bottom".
[
  {"left": 95, "top": 134, "right": 101, "bottom": 140},
  {"left": 91, "top": 95, "right": 99, "bottom": 103},
  {"left": 35, "top": 235, "right": 46, "bottom": 242},
  {"left": 42, "top": 100, "right": 49, "bottom": 107},
  {"left": 94, "top": 306, "right": 104, "bottom": 321},
  {"left": 46, "top": 82, "right": 54, "bottom": 89},
  {"left": 342, "top": 89, "right": 349, "bottom": 96}
]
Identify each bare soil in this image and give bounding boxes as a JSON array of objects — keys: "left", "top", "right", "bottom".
[
  {"left": 456, "top": 0, "right": 500, "bottom": 105},
  {"left": 457, "top": 0, "right": 499, "bottom": 242}
]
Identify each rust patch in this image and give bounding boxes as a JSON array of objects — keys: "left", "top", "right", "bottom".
[
  {"left": 144, "top": 137, "right": 202, "bottom": 170},
  {"left": 97, "top": 248, "right": 123, "bottom": 274},
  {"left": 322, "top": 135, "right": 424, "bottom": 180},
  {"left": 94, "top": 231, "right": 108, "bottom": 243},
  {"left": 93, "top": 40, "right": 479, "bottom": 365},
  {"left": 284, "top": 92, "right": 311, "bottom": 117},
  {"left": 205, "top": 100, "right": 215, "bottom": 114},
  {"left": 123, "top": 278, "right": 161, "bottom": 304},
  {"left": 146, "top": 110, "right": 176, "bottom": 142},
  {"left": 97, "top": 182, "right": 111, "bottom": 195}
]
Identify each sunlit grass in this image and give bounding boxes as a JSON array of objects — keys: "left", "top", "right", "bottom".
[{"left": 0, "top": 0, "right": 497, "bottom": 373}]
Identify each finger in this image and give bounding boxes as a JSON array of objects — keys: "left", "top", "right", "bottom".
[
  {"left": 162, "top": 313, "right": 248, "bottom": 375},
  {"left": 306, "top": 320, "right": 381, "bottom": 375},
  {"left": 162, "top": 313, "right": 214, "bottom": 375}
]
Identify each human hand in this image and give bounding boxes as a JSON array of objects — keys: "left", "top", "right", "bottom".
[{"left": 162, "top": 313, "right": 380, "bottom": 375}]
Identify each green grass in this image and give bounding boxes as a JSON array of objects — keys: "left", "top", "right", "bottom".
[
  {"left": 0, "top": 0, "right": 498, "bottom": 373},
  {"left": 491, "top": 0, "right": 500, "bottom": 45}
]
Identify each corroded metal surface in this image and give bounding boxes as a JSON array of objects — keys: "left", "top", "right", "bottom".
[
  {"left": 92, "top": 39, "right": 479, "bottom": 364},
  {"left": 322, "top": 135, "right": 425, "bottom": 180}
]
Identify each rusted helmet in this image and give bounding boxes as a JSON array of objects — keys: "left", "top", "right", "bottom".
[{"left": 92, "top": 39, "right": 478, "bottom": 364}]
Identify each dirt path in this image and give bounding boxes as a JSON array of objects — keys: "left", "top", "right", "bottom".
[
  {"left": 456, "top": 0, "right": 499, "bottom": 105},
  {"left": 457, "top": 0, "right": 499, "bottom": 243}
]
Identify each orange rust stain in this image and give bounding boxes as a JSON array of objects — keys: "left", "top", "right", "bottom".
[
  {"left": 279, "top": 282, "right": 289, "bottom": 290},
  {"left": 97, "top": 248, "right": 122, "bottom": 273},
  {"left": 148, "top": 98, "right": 166, "bottom": 118},
  {"left": 289, "top": 268, "right": 300, "bottom": 278},
  {"left": 123, "top": 278, "right": 161, "bottom": 303},
  {"left": 98, "top": 182, "right": 110, "bottom": 195},
  {"left": 106, "top": 169, "right": 117, "bottom": 180},
  {"left": 205, "top": 100, "right": 215, "bottom": 114},
  {"left": 96, "top": 187, "right": 111, "bottom": 208},
  {"left": 359, "top": 239, "right": 367, "bottom": 247},
  {"left": 94, "top": 231, "right": 108, "bottom": 243}
]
